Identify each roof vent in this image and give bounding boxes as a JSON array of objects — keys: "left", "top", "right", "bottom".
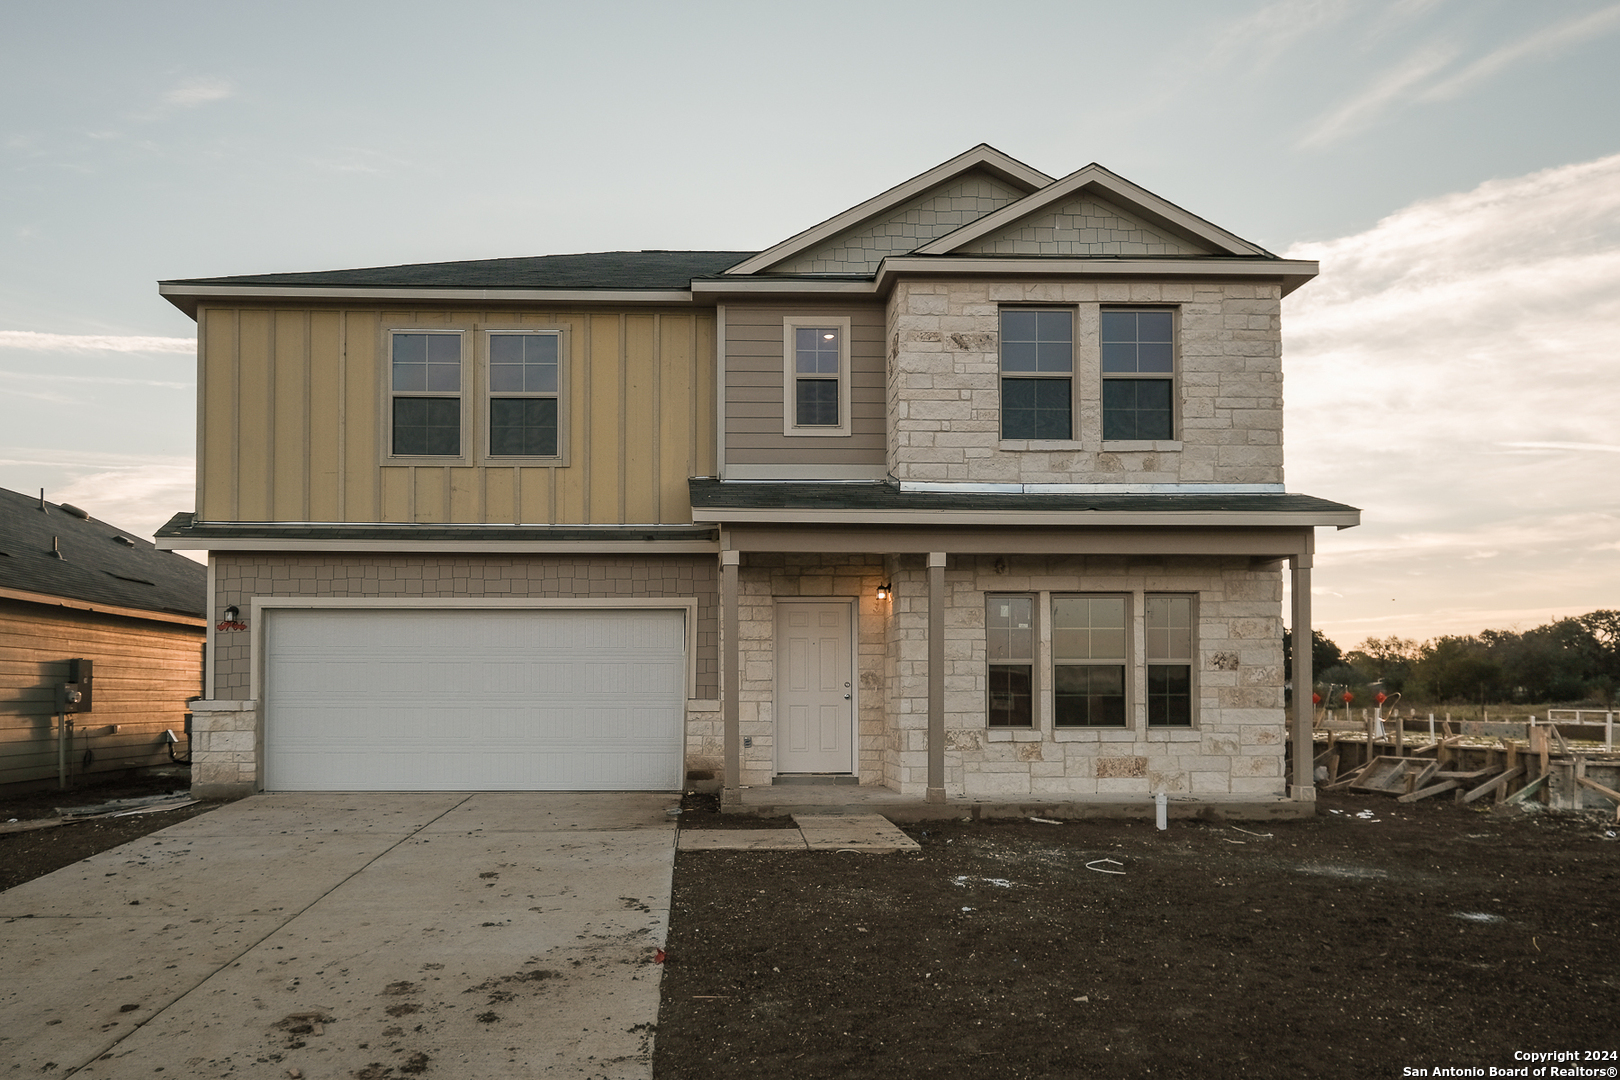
[
  {"left": 112, "top": 535, "right": 136, "bottom": 547},
  {"left": 60, "top": 503, "right": 90, "bottom": 519}
]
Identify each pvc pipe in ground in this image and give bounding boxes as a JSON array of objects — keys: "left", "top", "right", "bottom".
[{"left": 1155, "top": 791, "right": 1168, "bottom": 831}]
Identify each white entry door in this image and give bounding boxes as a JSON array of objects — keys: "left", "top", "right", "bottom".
[{"left": 776, "top": 600, "right": 853, "bottom": 774}]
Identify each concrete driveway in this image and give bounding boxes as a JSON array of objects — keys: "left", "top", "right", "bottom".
[{"left": 0, "top": 792, "right": 678, "bottom": 1078}]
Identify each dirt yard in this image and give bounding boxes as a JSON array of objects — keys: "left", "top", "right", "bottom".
[
  {"left": 657, "top": 792, "right": 1620, "bottom": 1080},
  {"left": 0, "top": 771, "right": 225, "bottom": 892}
]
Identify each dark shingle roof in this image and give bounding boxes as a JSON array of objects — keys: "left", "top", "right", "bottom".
[
  {"left": 689, "top": 479, "right": 1359, "bottom": 518},
  {"left": 161, "top": 251, "right": 758, "bottom": 291},
  {"left": 154, "top": 514, "right": 716, "bottom": 545},
  {"left": 0, "top": 488, "right": 207, "bottom": 618}
]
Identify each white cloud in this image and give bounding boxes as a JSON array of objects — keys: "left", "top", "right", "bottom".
[
  {"left": 1283, "top": 154, "right": 1620, "bottom": 643},
  {"left": 161, "top": 77, "right": 235, "bottom": 108},
  {"left": 0, "top": 449, "right": 194, "bottom": 545},
  {"left": 0, "top": 330, "right": 195, "bottom": 354}
]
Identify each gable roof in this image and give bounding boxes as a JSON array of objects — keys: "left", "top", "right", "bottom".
[
  {"left": 915, "top": 162, "right": 1271, "bottom": 258},
  {"left": 159, "top": 251, "right": 756, "bottom": 317},
  {"left": 722, "top": 144, "right": 1054, "bottom": 276},
  {"left": 0, "top": 487, "right": 207, "bottom": 621}
]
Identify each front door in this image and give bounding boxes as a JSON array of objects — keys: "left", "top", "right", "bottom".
[{"left": 776, "top": 600, "right": 854, "bottom": 774}]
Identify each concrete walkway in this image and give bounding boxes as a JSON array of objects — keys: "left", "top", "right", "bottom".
[
  {"left": 675, "top": 813, "right": 920, "bottom": 852},
  {"left": 0, "top": 792, "right": 677, "bottom": 1078}
]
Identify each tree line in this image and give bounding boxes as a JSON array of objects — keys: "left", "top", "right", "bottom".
[{"left": 1285, "top": 611, "right": 1620, "bottom": 708}]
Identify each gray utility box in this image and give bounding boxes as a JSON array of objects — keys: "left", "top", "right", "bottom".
[{"left": 56, "top": 657, "right": 94, "bottom": 713}]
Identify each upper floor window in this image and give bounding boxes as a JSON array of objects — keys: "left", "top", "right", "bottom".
[
  {"left": 782, "top": 316, "right": 852, "bottom": 436},
  {"left": 1000, "top": 309, "right": 1073, "bottom": 440},
  {"left": 1100, "top": 309, "right": 1175, "bottom": 441},
  {"left": 391, "top": 331, "right": 463, "bottom": 457},
  {"left": 488, "top": 332, "right": 560, "bottom": 458}
]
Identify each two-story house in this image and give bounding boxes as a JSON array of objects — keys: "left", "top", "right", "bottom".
[{"left": 156, "top": 144, "right": 1357, "bottom": 812}]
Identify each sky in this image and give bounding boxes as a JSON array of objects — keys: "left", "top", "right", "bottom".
[{"left": 1, "top": 0, "right": 1617, "bottom": 650}]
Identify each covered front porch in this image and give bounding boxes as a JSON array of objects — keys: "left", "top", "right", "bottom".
[{"left": 693, "top": 480, "right": 1356, "bottom": 813}]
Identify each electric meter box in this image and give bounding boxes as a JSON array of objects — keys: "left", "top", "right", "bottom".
[{"left": 57, "top": 657, "right": 94, "bottom": 714}]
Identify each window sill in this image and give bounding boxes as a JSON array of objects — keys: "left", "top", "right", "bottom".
[
  {"left": 1101, "top": 440, "right": 1181, "bottom": 452},
  {"left": 1053, "top": 728, "right": 1137, "bottom": 741},
  {"left": 481, "top": 456, "right": 566, "bottom": 467},
  {"left": 782, "top": 427, "right": 853, "bottom": 438},
  {"left": 998, "top": 439, "right": 1084, "bottom": 451},
  {"left": 986, "top": 728, "right": 1043, "bottom": 742},
  {"left": 385, "top": 455, "right": 471, "bottom": 465}
]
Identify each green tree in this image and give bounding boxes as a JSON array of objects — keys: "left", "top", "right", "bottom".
[
  {"left": 1344, "top": 636, "right": 1421, "bottom": 693},
  {"left": 1283, "top": 628, "right": 1343, "bottom": 684}
]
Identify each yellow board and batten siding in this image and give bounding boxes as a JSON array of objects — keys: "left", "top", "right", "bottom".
[{"left": 195, "top": 307, "right": 716, "bottom": 526}]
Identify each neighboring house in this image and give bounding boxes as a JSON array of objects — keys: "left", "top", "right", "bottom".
[
  {"left": 156, "top": 144, "right": 1358, "bottom": 809},
  {"left": 0, "top": 486, "right": 206, "bottom": 792}
]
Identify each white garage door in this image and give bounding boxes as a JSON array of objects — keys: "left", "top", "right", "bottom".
[{"left": 264, "top": 608, "right": 686, "bottom": 791}]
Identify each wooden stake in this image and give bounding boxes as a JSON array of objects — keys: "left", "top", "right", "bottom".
[
  {"left": 1398, "top": 779, "right": 1463, "bottom": 803},
  {"left": 1461, "top": 766, "right": 1523, "bottom": 804}
]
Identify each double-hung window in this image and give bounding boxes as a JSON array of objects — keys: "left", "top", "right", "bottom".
[
  {"left": 1146, "top": 595, "right": 1194, "bottom": 726},
  {"left": 782, "top": 316, "right": 851, "bottom": 436},
  {"left": 391, "top": 331, "right": 463, "bottom": 456},
  {"left": 986, "top": 595, "right": 1034, "bottom": 727},
  {"left": 488, "top": 331, "right": 560, "bottom": 458},
  {"left": 1000, "top": 309, "right": 1073, "bottom": 440},
  {"left": 1052, "top": 596, "right": 1128, "bottom": 727},
  {"left": 1100, "top": 309, "right": 1175, "bottom": 441}
]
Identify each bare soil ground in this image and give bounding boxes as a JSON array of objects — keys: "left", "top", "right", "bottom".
[
  {"left": 658, "top": 791, "right": 1620, "bottom": 1080},
  {"left": 0, "top": 770, "right": 227, "bottom": 893}
]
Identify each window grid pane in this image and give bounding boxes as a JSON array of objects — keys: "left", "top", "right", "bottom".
[
  {"left": 988, "top": 664, "right": 1033, "bottom": 727},
  {"left": 1148, "top": 664, "right": 1192, "bottom": 727},
  {"left": 392, "top": 397, "right": 460, "bottom": 456},
  {"left": 795, "top": 327, "right": 841, "bottom": 375},
  {"left": 1001, "top": 378, "right": 1071, "bottom": 439},
  {"left": 1102, "top": 378, "right": 1173, "bottom": 440},
  {"left": 1000, "top": 309, "right": 1072, "bottom": 373},
  {"left": 795, "top": 379, "right": 839, "bottom": 426},
  {"left": 392, "top": 333, "right": 462, "bottom": 393},
  {"left": 489, "top": 398, "right": 558, "bottom": 457},
  {"left": 1054, "top": 665, "right": 1127, "bottom": 727}
]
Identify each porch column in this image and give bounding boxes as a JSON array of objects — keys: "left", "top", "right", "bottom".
[
  {"left": 721, "top": 550, "right": 741, "bottom": 810},
  {"left": 926, "top": 551, "right": 946, "bottom": 803},
  {"left": 1290, "top": 546, "right": 1315, "bottom": 801}
]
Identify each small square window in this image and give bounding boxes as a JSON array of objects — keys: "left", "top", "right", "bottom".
[{"left": 782, "top": 318, "right": 852, "bottom": 436}]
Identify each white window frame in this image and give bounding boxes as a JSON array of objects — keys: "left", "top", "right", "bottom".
[
  {"left": 781, "top": 316, "right": 852, "bottom": 437},
  {"left": 385, "top": 327, "right": 470, "bottom": 463},
  {"left": 481, "top": 328, "right": 567, "bottom": 465}
]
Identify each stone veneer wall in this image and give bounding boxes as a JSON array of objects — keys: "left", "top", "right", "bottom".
[
  {"left": 884, "top": 554, "right": 1286, "bottom": 799},
  {"left": 212, "top": 554, "right": 718, "bottom": 701},
  {"left": 734, "top": 555, "right": 888, "bottom": 787},
  {"left": 885, "top": 280, "right": 1284, "bottom": 485}
]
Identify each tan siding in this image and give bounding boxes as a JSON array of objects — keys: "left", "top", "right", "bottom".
[
  {"left": 197, "top": 306, "right": 714, "bottom": 526},
  {"left": 200, "top": 309, "right": 238, "bottom": 520},
  {"left": 724, "top": 303, "right": 887, "bottom": 466},
  {"left": 659, "top": 315, "right": 695, "bottom": 523},
  {"left": 624, "top": 315, "right": 659, "bottom": 523},
  {"left": 272, "top": 310, "right": 308, "bottom": 520},
  {"left": 308, "top": 311, "right": 344, "bottom": 520},
  {"left": 344, "top": 311, "right": 380, "bottom": 520},
  {"left": 485, "top": 466, "right": 516, "bottom": 524},
  {"left": 588, "top": 314, "right": 622, "bottom": 523},
  {"left": 236, "top": 311, "right": 274, "bottom": 520},
  {"left": 0, "top": 600, "right": 203, "bottom": 791}
]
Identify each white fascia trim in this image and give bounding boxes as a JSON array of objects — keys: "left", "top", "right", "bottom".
[
  {"left": 723, "top": 146, "right": 1054, "bottom": 277},
  {"left": 157, "top": 538, "right": 720, "bottom": 553},
  {"left": 913, "top": 164, "right": 1267, "bottom": 258},
  {"left": 696, "top": 508, "right": 1362, "bottom": 528},
  {"left": 874, "top": 257, "right": 1319, "bottom": 289},
  {"left": 163, "top": 284, "right": 696, "bottom": 306},
  {"left": 249, "top": 596, "right": 703, "bottom": 701},
  {"left": 899, "top": 481, "right": 1287, "bottom": 494}
]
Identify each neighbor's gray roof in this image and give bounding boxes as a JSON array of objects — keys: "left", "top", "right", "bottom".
[
  {"left": 0, "top": 488, "right": 207, "bottom": 619},
  {"left": 154, "top": 514, "right": 716, "bottom": 545},
  {"left": 160, "top": 250, "right": 758, "bottom": 292}
]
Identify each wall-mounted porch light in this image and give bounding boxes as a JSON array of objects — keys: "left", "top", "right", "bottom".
[
  {"left": 875, "top": 583, "right": 893, "bottom": 601},
  {"left": 223, "top": 605, "right": 239, "bottom": 622}
]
